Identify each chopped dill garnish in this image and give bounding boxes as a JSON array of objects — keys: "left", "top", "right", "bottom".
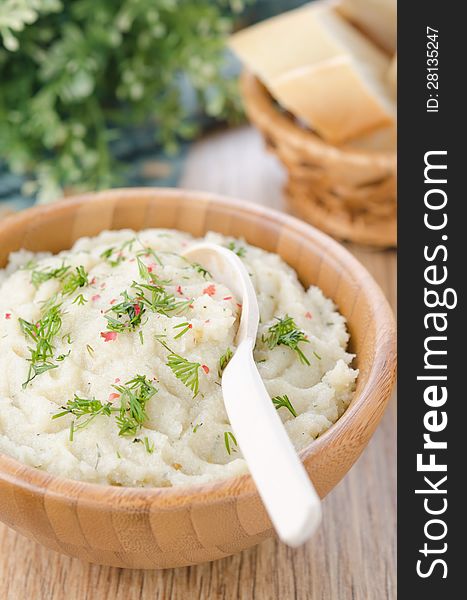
[
  {"left": 159, "top": 341, "right": 200, "bottom": 396},
  {"left": 51, "top": 376, "right": 157, "bottom": 441},
  {"left": 104, "top": 280, "right": 190, "bottom": 335},
  {"left": 105, "top": 291, "right": 145, "bottom": 333},
  {"left": 100, "top": 247, "right": 123, "bottom": 267},
  {"left": 136, "top": 255, "right": 171, "bottom": 286},
  {"left": 193, "top": 422, "right": 203, "bottom": 433},
  {"left": 29, "top": 264, "right": 88, "bottom": 297},
  {"left": 61, "top": 266, "right": 88, "bottom": 296},
  {"left": 173, "top": 321, "right": 191, "bottom": 339},
  {"left": 19, "top": 265, "right": 88, "bottom": 389},
  {"left": 72, "top": 293, "right": 87, "bottom": 306},
  {"left": 218, "top": 347, "right": 233, "bottom": 377},
  {"left": 30, "top": 264, "right": 70, "bottom": 288},
  {"left": 144, "top": 436, "right": 155, "bottom": 454},
  {"left": 100, "top": 238, "right": 136, "bottom": 267},
  {"left": 19, "top": 302, "right": 63, "bottom": 388},
  {"left": 136, "top": 255, "right": 151, "bottom": 281},
  {"left": 192, "top": 262, "right": 211, "bottom": 279},
  {"left": 113, "top": 375, "right": 158, "bottom": 437},
  {"left": 131, "top": 281, "right": 191, "bottom": 317},
  {"left": 86, "top": 344, "right": 95, "bottom": 357},
  {"left": 139, "top": 330, "right": 144, "bottom": 345},
  {"left": 137, "top": 246, "right": 164, "bottom": 267},
  {"left": 272, "top": 394, "right": 298, "bottom": 418},
  {"left": 226, "top": 241, "right": 246, "bottom": 258},
  {"left": 224, "top": 431, "right": 238, "bottom": 455},
  {"left": 20, "top": 259, "right": 37, "bottom": 271},
  {"left": 262, "top": 315, "right": 311, "bottom": 366},
  {"left": 53, "top": 394, "right": 113, "bottom": 439}
]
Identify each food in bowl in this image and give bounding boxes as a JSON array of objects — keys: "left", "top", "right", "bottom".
[{"left": 0, "top": 228, "right": 357, "bottom": 487}]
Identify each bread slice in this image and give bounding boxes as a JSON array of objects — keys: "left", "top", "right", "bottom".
[
  {"left": 337, "top": 0, "right": 396, "bottom": 54},
  {"left": 229, "top": 3, "right": 333, "bottom": 81},
  {"left": 229, "top": 1, "right": 395, "bottom": 143}
]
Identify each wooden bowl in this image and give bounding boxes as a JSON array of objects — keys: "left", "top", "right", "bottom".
[
  {"left": 0, "top": 188, "right": 396, "bottom": 569},
  {"left": 240, "top": 71, "right": 397, "bottom": 248}
]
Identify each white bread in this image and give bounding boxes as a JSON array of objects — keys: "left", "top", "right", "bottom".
[
  {"left": 229, "top": 2, "right": 395, "bottom": 143},
  {"left": 342, "top": 54, "right": 396, "bottom": 152},
  {"left": 270, "top": 54, "right": 394, "bottom": 144},
  {"left": 229, "top": 3, "right": 335, "bottom": 81},
  {"left": 337, "top": 0, "right": 396, "bottom": 54}
]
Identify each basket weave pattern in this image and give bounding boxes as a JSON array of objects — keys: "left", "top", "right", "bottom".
[{"left": 241, "top": 71, "right": 397, "bottom": 247}]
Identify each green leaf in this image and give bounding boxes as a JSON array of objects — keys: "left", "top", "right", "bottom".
[
  {"left": 114, "top": 374, "right": 158, "bottom": 437},
  {"left": 224, "top": 430, "right": 238, "bottom": 455},
  {"left": 263, "top": 315, "right": 311, "bottom": 366},
  {"left": 218, "top": 347, "right": 233, "bottom": 377},
  {"left": 272, "top": 394, "right": 297, "bottom": 418},
  {"left": 160, "top": 341, "right": 200, "bottom": 396}
]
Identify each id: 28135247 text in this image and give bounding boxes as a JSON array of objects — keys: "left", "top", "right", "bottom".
[{"left": 426, "top": 26, "right": 439, "bottom": 113}]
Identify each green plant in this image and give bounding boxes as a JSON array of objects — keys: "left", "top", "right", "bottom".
[{"left": 0, "top": 0, "right": 246, "bottom": 200}]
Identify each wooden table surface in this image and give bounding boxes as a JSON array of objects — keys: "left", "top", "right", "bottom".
[{"left": 0, "top": 127, "right": 396, "bottom": 600}]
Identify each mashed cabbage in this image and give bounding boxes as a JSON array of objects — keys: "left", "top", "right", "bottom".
[{"left": 0, "top": 229, "right": 357, "bottom": 487}]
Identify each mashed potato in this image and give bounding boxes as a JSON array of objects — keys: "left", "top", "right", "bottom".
[{"left": 0, "top": 229, "right": 357, "bottom": 487}]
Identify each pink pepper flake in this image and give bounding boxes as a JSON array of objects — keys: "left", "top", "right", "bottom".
[
  {"left": 201, "top": 365, "right": 210, "bottom": 375},
  {"left": 101, "top": 331, "right": 117, "bottom": 342},
  {"left": 91, "top": 294, "right": 101, "bottom": 302},
  {"left": 134, "top": 304, "right": 141, "bottom": 317},
  {"left": 110, "top": 298, "right": 117, "bottom": 305},
  {"left": 108, "top": 392, "right": 120, "bottom": 402},
  {"left": 203, "top": 284, "right": 216, "bottom": 297},
  {"left": 100, "top": 282, "right": 106, "bottom": 290},
  {"left": 204, "top": 319, "right": 210, "bottom": 324},
  {"left": 237, "top": 303, "right": 242, "bottom": 309},
  {"left": 223, "top": 296, "right": 232, "bottom": 301},
  {"left": 176, "top": 285, "right": 183, "bottom": 295},
  {"left": 114, "top": 378, "right": 121, "bottom": 383},
  {"left": 90, "top": 277, "right": 97, "bottom": 286},
  {"left": 5, "top": 313, "right": 11, "bottom": 320},
  {"left": 305, "top": 311, "right": 313, "bottom": 319}
]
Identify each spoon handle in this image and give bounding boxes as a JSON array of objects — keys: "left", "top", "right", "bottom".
[{"left": 222, "top": 339, "right": 322, "bottom": 547}]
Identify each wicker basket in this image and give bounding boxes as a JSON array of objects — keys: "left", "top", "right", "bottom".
[{"left": 240, "top": 71, "right": 397, "bottom": 247}]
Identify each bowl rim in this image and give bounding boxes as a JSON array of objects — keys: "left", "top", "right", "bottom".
[{"left": 0, "top": 188, "right": 396, "bottom": 509}]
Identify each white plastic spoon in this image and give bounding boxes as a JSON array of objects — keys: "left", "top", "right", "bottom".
[{"left": 183, "top": 242, "right": 321, "bottom": 547}]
